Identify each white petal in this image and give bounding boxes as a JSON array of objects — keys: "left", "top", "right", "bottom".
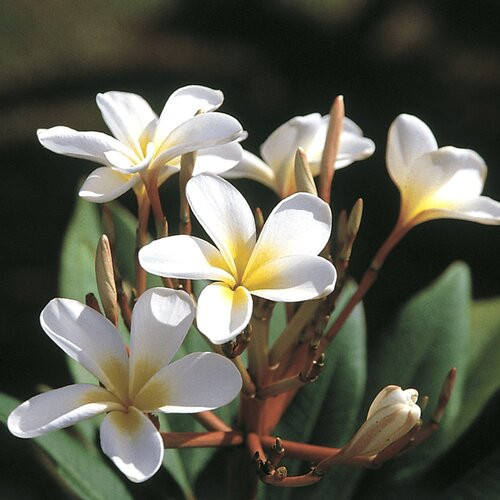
[
  {"left": 244, "top": 192, "right": 331, "bottom": 279},
  {"left": 100, "top": 407, "right": 164, "bottom": 483},
  {"left": 193, "top": 142, "right": 243, "bottom": 175},
  {"left": 154, "top": 85, "right": 224, "bottom": 145},
  {"left": 104, "top": 142, "right": 155, "bottom": 174},
  {"left": 79, "top": 167, "right": 139, "bottom": 203},
  {"left": 151, "top": 113, "right": 244, "bottom": 170},
  {"left": 261, "top": 113, "right": 324, "bottom": 195},
  {"left": 222, "top": 149, "right": 278, "bottom": 192},
  {"left": 8, "top": 384, "right": 121, "bottom": 438},
  {"left": 134, "top": 352, "right": 242, "bottom": 413},
  {"left": 40, "top": 299, "right": 129, "bottom": 401},
  {"left": 129, "top": 288, "right": 195, "bottom": 400},
  {"left": 187, "top": 174, "right": 256, "bottom": 280},
  {"left": 139, "top": 235, "right": 235, "bottom": 285},
  {"left": 415, "top": 196, "right": 500, "bottom": 226},
  {"left": 196, "top": 282, "right": 253, "bottom": 344},
  {"left": 96, "top": 91, "right": 157, "bottom": 156},
  {"left": 386, "top": 114, "right": 438, "bottom": 187},
  {"left": 244, "top": 254, "right": 336, "bottom": 301},
  {"left": 37, "top": 126, "right": 136, "bottom": 164}
]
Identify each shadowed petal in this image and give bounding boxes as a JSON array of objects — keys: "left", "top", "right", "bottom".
[
  {"left": 196, "top": 282, "right": 253, "bottom": 344},
  {"left": 100, "top": 407, "right": 164, "bottom": 483},
  {"left": 79, "top": 167, "right": 139, "bottom": 203}
]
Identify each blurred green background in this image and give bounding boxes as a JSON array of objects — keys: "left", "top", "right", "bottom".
[{"left": 1, "top": 0, "right": 499, "bottom": 497}]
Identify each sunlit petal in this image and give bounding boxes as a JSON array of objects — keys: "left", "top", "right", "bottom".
[
  {"left": 245, "top": 192, "right": 331, "bottom": 279},
  {"left": 40, "top": 299, "right": 129, "bottom": 401},
  {"left": 8, "top": 384, "right": 122, "bottom": 438},
  {"left": 100, "top": 407, "right": 164, "bottom": 483},
  {"left": 96, "top": 91, "right": 157, "bottom": 156},
  {"left": 37, "top": 126, "right": 135, "bottom": 165},
  {"left": 151, "top": 113, "right": 244, "bottom": 170},
  {"left": 193, "top": 142, "right": 243, "bottom": 176},
  {"left": 196, "top": 282, "right": 253, "bottom": 344},
  {"left": 139, "top": 235, "right": 235, "bottom": 286},
  {"left": 386, "top": 113, "right": 438, "bottom": 187},
  {"left": 134, "top": 352, "right": 242, "bottom": 413},
  {"left": 155, "top": 85, "right": 224, "bottom": 145},
  {"left": 79, "top": 167, "right": 139, "bottom": 203},
  {"left": 244, "top": 254, "right": 336, "bottom": 301},
  {"left": 129, "top": 288, "right": 195, "bottom": 400},
  {"left": 187, "top": 174, "right": 256, "bottom": 279}
]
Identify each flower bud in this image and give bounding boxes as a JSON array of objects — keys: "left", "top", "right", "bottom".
[
  {"left": 95, "top": 234, "right": 118, "bottom": 326},
  {"left": 294, "top": 147, "right": 317, "bottom": 196},
  {"left": 341, "top": 385, "right": 421, "bottom": 458}
]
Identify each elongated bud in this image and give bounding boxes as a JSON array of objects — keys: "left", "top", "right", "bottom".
[
  {"left": 179, "top": 152, "right": 196, "bottom": 234},
  {"left": 294, "top": 148, "right": 317, "bottom": 195},
  {"left": 341, "top": 385, "right": 421, "bottom": 458},
  {"left": 347, "top": 198, "right": 363, "bottom": 238},
  {"left": 95, "top": 234, "right": 118, "bottom": 326}
]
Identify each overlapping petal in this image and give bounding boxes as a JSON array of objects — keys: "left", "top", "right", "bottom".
[
  {"left": 134, "top": 352, "right": 242, "bottom": 413},
  {"left": 196, "top": 282, "right": 253, "bottom": 344},
  {"left": 40, "top": 298, "right": 129, "bottom": 401},
  {"left": 79, "top": 167, "right": 139, "bottom": 203},
  {"left": 193, "top": 142, "right": 243, "bottom": 176},
  {"left": 155, "top": 85, "right": 224, "bottom": 145},
  {"left": 129, "top": 288, "right": 195, "bottom": 400},
  {"left": 100, "top": 407, "right": 164, "bottom": 483},
  {"left": 8, "top": 384, "right": 122, "bottom": 438},
  {"left": 151, "top": 113, "right": 245, "bottom": 170},
  {"left": 96, "top": 91, "right": 157, "bottom": 156},
  {"left": 138, "top": 235, "right": 235, "bottom": 285},
  {"left": 186, "top": 174, "right": 256, "bottom": 279},
  {"left": 244, "top": 254, "right": 337, "bottom": 302}
]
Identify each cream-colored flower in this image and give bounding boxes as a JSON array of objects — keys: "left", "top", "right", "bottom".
[
  {"left": 341, "top": 385, "right": 421, "bottom": 458},
  {"left": 8, "top": 288, "right": 242, "bottom": 482},
  {"left": 224, "top": 112, "right": 375, "bottom": 197},
  {"left": 387, "top": 114, "right": 500, "bottom": 227},
  {"left": 139, "top": 174, "right": 337, "bottom": 344},
  {"left": 37, "top": 86, "right": 246, "bottom": 202}
]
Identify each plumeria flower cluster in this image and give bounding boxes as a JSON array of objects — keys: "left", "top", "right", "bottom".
[{"left": 8, "top": 84, "right": 500, "bottom": 491}]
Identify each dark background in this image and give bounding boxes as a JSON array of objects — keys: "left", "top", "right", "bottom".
[{"left": 1, "top": 0, "right": 499, "bottom": 497}]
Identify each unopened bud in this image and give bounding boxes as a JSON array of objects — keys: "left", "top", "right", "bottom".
[
  {"left": 347, "top": 198, "right": 363, "bottom": 238},
  {"left": 341, "top": 385, "right": 421, "bottom": 458},
  {"left": 95, "top": 234, "right": 118, "bottom": 326},
  {"left": 294, "top": 148, "right": 317, "bottom": 196}
]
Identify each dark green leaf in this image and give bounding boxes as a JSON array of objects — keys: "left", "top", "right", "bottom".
[{"left": 0, "top": 392, "right": 132, "bottom": 500}]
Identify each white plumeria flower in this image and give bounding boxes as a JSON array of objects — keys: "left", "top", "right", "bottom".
[
  {"left": 139, "top": 174, "right": 337, "bottom": 344},
  {"left": 341, "top": 385, "right": 421, "bottom": 458},
  {"left": 37, "top": 85, "right": 246, "bottom": 203},
  {"left": 8, "top": 288, "right": 242, "bottom": 483},
  {"left": 387, "top": 114, "right": 500, "bottom": 227},
  {"left": 223, "top": 112, "right": 375, "bottom": 198}
]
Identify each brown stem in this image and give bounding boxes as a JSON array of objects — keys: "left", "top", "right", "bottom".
[
  {"left": 192, "top": 410, "right": 233, "bottom": 432},
  {"left": 161, "top": 431, "right": 243, "bottom": 448},
  {"left": 135, "top": 191, "right": 150, "bottom": 297},
  {"left": 319, "top": 96, "right": 344, "bottom": 204}
]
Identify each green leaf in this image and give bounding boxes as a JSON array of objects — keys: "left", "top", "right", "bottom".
[
  {"left": 356, "top": 262, "right": 471, "bottom": 494},
  {"left": 444, "top": 447, "right": 500, "bottom": 499},
  {"left": 454, "top": 296, "right": 500, "bottom": 438},
  {"left": 266, "top": 282, "right": 367, "bottom": 500},
  {"left": 0, "top": 392, "right": 132, "bottom": 500}
]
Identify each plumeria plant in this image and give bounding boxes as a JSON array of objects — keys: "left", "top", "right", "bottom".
[{"left": 2, "top": 85, "right": 500, "bottom": 499}]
